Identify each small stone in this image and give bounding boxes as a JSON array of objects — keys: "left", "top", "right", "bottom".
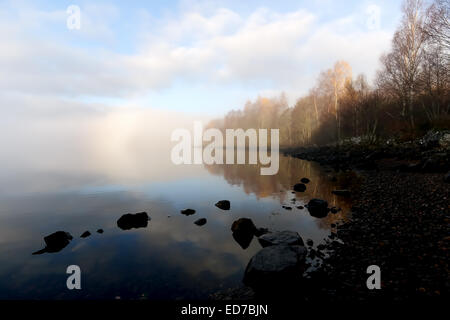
[
  {"left": 215, "top": 200, "right": 231, "bottom": 210},
  {"left": 181, "top": 209, "right": 196, "bottom": 216},
  {"left": 80, "top": 231, "right": 91, "bottom": 238},
  {"left": 194, "top": 218, "right": 207, "bottom": 226},
  {"left": 293, "top": 183, "right": 306, "bottom": 192}
]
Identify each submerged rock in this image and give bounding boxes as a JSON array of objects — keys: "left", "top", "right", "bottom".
[
  {"left": 282, "top": 205, "right": 292, "bottom": 210},
  {"left": 243, "top": 245, "right": 307, "bottom": 290},
  {"left": 293, "top": 183, "right": 306, "bottom": 192},
  {"left": 180, "top": 209, "right": 196, "bottom": 216},
  {"left": 97, "top": 229, "right": 104, "bottom": 234},
  {"left": 194, "top": 218, "right": 207, "bottom": 226},
  {"left": 33, "top": 231, "right": 73, "bottom": 255},
  {"left": 307, "top": 199, "right": 329, "bottom": 218},
  {"left": 80, "top": 231, "right": 91, "bottom": 238},
  {"left": 300, "top": 177, "right": 310, "bottom": 184},
  {"left": 258, "top": 231, "right": 304, "bottom": 248},
  {"left": 215, "top": 200, "right": 230, "bottom": 210},
  {"left": 117, "top": 212, "right": 150, "bottom": 230}
]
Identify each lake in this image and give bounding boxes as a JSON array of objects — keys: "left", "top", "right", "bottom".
[{"left": 0, "top": 151, "right": 351, "bottom": 299}]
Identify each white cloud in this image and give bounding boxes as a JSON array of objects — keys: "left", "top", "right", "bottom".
[{"left": 0, "top": 2, "right": 394, "bottom": 105}]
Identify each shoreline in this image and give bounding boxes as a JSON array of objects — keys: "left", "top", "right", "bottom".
[
  {"left": 285, "top": 135, "right": 449, "bottom": 300},
  {"left": 214, "top": 133, "right": 449, "bottom": 301}
]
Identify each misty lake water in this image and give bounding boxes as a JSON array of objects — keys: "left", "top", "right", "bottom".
[{"left": 0, "top": 151, "right": 351, "bottom": 299}]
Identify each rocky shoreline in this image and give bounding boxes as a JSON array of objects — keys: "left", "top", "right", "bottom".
[{"left": 213, "top": 131, "right": 450, "bottom": 301}]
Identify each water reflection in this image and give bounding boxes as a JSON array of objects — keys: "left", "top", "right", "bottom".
[{"left": 0, "top": 152, "right": 351, "bottom": 299}]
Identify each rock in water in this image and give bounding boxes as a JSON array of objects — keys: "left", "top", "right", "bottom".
[
  {"left": 117, "top": 212, "right": 150, "bottom": 230},
  {"left": 231, "top": 218, "right": 257, "bottom": 234},
  {"left": 258, "top": 231, "right": 304, "bottom": 247},
  {"left": 332, "top": 189, "right": 351, "bottom": 197},
  {"left": 307, "top": 199, "right": 329, "bottom": 218},
  {"left": 243, "top": 245, "right": 307, "bottom": 290},
  {"left": 180, "top": 209, "right": 196, "bottom": 216},
  {"left": 33, "top": 231, "right": 73, "bottom": 255},
  {"left": 293, "top": 183, "right": 306, "bottom": 192},
  {"left": 232, "top": 231, "right": 254, "bottom": 249},
  {"left": 300, "top": 178, "right": 310, "bottom": 184},
  {"left": 194, "top": 218, "right": 207, "bottom": 226},
  {"left": 80, "top": 231, "right": 91, "bottom": 238},
  {"left": 97, "top": 229, "right": 104, "bottom": 234},
  {"left": 231, "top": 218, "right": 257, "bottom": 249},
  {"left": 215, "top": 200, "right": 230, "bottom": 210}
]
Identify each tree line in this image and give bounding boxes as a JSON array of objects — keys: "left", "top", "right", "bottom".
[{"left": 207, "top": 0, "right": 449, "bottom": 147}]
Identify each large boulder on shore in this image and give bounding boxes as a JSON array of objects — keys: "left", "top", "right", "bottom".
[
  {"left": 307, "top": 199, "right": 329, "bottom": 218},
  {"left": 243, "top": 245, "right": 307, "bottom": 289},
  {"left": 117, "top": 212, "right": 150, "bottom": 230},
  {"left": 215, "top": 200, "right": 230, "bottom": 210},
  {"left": 258, "top": 231, "right": 304, "bottom": 247}
]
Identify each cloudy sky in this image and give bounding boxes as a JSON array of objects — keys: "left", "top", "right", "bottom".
[{"left": 0, "top": 0, "right": 404, "bottom": 117}]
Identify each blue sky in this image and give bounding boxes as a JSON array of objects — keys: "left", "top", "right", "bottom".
[{"left": 0, "top": 0, "right": 404, "bottom": 117}]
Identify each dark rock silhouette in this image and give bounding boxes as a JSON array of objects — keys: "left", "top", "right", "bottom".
[
  {"left": 215, "top": 200, "right": 230, "bottom": 210},
  {"left": 97, "top": 229, "right": 104, "bottom": 234},
  {"left": 231, "top": 218, "right": 258, "bottom": 249},
  {"left": 80, "top": 231, "right": 91, "bottom": 238},
  {"left": 282, "top": 205, "right": 292, "bottom": 210},
  {"left": 258, "top": 231, "right": 304, "bottom": 248},
  {"left": 32, "top": 231, "right": 73, "bottom": 255},
  {"left": 117, "top": 212, "right": 150, "bottom": 230},
  {"left": 231, "top": 218, "right": 257, "bottom": 234},
  {"left": 194, "top": 218, "right": 207, "bottom": 226},
  {"left": 180, "top": 209, "right": 196, "bottom": 216},
  {"left": 332, "top": 189, "right": 351, "bottom": 197},
  {"left": 232, "top": 231, "right": 254, "bottom": 249},
  {"left": 243, "top": 245, "right": 307, "bottom": 291},
  {"left": 293, "top": 183, "right": 306, "bottom": 192},
  {"left": 306, "top": 199, "right": 329, "bottom": 218},
  {"left": 300, "top": 177, "right": 310, "bottom": 183}
]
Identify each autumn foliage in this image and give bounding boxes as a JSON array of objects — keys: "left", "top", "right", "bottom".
[{"left": 208, "top": 0, "right": 449, "bottom": 147}]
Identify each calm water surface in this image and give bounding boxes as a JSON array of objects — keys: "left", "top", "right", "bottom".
[{"left": 0, "top": 152, "right": 351, "bottom": 299}]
